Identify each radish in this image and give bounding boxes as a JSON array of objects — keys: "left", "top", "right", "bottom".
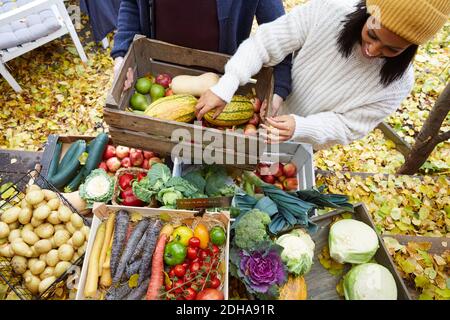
[
  {"left": 106, "top": 157, "right": 121, "bottom": 172},
  {"left": 116, "top": 146, "right": 130, "bottom": 159}
]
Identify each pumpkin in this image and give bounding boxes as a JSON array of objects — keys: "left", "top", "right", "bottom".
[
  {"left": 145, "top": 94, "right": 198, "bottom": 123},
  {"left": 204, "top": 95, "right": 254, "bottom": 127},
  {"left": 278, "top": 276, "right": 307, "bottom": 300}
]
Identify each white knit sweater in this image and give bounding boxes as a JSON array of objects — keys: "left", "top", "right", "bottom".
[{"left": 211, "top": 0, "right": 414, "bottom": 150}]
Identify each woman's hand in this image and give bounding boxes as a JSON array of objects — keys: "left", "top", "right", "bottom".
[
  {"left": 195, "top": 90, "right": 227, "bottom": 121},
  {"left": 260, "top": 115, "right": 295, "bottom": 144},
  {"left": 260, "top": 94, "right": 284, "bottom": 119}
]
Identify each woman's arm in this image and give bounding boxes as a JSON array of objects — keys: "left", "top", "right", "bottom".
[
  {"left": 210, "top": 1, "right": 321, "bottom": 104},
  {"left": 111, "top": 0, "right": 142, "bottom": 59}
]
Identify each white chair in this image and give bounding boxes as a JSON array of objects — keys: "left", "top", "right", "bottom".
[{"left": 0, "top": 0, "right": 87, "bottom": 92}]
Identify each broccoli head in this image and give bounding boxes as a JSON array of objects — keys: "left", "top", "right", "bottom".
[{"left": 234, "top": 209, "right": 271, "bottom": 250}]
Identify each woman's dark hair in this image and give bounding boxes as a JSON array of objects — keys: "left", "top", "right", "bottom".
[{"left": 337, "top": 1, "right": 418, "bottom": 86}]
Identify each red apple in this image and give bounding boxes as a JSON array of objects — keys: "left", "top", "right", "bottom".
[
  {"left": 130, "top": 150, "right": 144, "bottom": 167},
  {"left": 244, "top": 124, "right": 257, "bottom": 136},
  {"left": 106, "top": 157, "right": 121, "bottom": 172},
  {"left": 283, "top": 163, "right": 297, "bottom": 178},
  {"left": 257, "top": 163, "right": 270, "bottom": 176},
  {"left": 251, "top": 97, "right": 262, "bottom": 113},
  {"left": 103, "top": 145, "right": 116, "bottom": 160},
  {"left": 274, "top": 182, "right": 284, "bottom": 190},
  {"left": 98, "top": 161, "right": 108, "bottom": 171},
  {"left": 116, "top": 146, "right": 130, "bottom": 159},
  {"left": 149, "top": 157, "right": 162, "bottom": 165},
  {"left": 143, "top": 151, "right": 155, "bottom": 160},
  {"left": 262, "top": 175, "right": 276, "bottom": 184},
  {"left": 121, "top": 157, "right": 131, "bottom": 168},
  {"left": 270, "top": 162, "right": 284, "bottom": 177},
  {"left": 278, "top": 175, "right": 287, "bottom": 183},
  {"left": 142, "top": 159, "right": 150, "bottom": 170},
  {"left": 283, "top": 178, "right": 298, "bottom": 191},
  {"left": 156, "top": 73, "right": 172, "bottom": 88},
  {"left": 248, "top": 113, "right": 260, "bottom": 126}
]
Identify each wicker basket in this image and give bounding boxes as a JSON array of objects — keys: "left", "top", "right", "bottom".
[{"left": 111, "top": 167, "right": 150, "bottom": 206}]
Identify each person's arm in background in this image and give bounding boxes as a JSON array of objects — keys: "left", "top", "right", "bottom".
[
  {"left": 111, "top": 0, "right": 142, "bottom": 76},
  {"left": 255, "top": 0, "right": 293, "bottom": 116}
]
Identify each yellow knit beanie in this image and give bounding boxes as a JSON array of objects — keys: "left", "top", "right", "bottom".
[{"left": 366, "top": 0, "right": 450, "bottom": 45}]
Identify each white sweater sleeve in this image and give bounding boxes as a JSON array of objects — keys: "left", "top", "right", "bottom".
[{"left": 211, "top": 0, "right": 323, "bottom": 103}]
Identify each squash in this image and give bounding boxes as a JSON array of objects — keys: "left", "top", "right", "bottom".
[
  {"left": 278, "top": 276, "right": 307, "bottom": 300},
  {"left": 171, "top": 73, "right": 220, "bottom": 97},
  {"left": 204, "top": 95, "right": 254, "bottom": 127},
  {"left": 145, "top": 94, "right": 198, "bottom": 123}
]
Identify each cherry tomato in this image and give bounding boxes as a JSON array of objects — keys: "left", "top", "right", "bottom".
[
  {"left": 168, "top": 268, "right": 176, "bottom": 278},
  {"left": 199, "top": 249, "right": 209, "bottom": 261},
  {"left": 174, "top": 265, "right": 186, "bottom": 278},
  {"left": 211, "top": 244, "right": 220, "bottom": 256},
  {"left": 190, "top": 262, "right": 201, "bottom": 273},
  {"left": 209, "top": 277, "right": 221, "bottom": 289},
  {"left": 184, "top": 287, "right": 197, "bottom": 300},
  {"left": 176, "top": 296, "right": 185, "bottom": 300},
  {"left": 187, "top": 247, "right": 198, "bottom": 260},
  {"left": 174, "top": 279, "right": 184, "bottom": 294},
  {"left": 182, "top": 262, "right": 189, "bottom": 269},
  {"left": 188, "top": 237, "right": 201, "bottom": 248}
]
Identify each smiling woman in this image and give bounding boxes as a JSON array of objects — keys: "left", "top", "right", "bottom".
[{"left": 195, "top": 0, "right": 450, "bottom": 150}]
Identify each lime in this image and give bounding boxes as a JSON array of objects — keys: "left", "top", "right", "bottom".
[
  {"left": 150, "top": 84, "right": 166, "bottom": 102},
  {"left": 135, "top": 77, "right": 152, "bottom": 94},
  {"left": 209, "top": 226, "right": 226, "bottom": 246},
  {"left": 130, "top": 93, "right": 148, "bottom": 111}
]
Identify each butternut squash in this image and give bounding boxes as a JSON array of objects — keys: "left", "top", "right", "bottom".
[{"left": 171, "top": 73, "right": 220, "bottom": 97}]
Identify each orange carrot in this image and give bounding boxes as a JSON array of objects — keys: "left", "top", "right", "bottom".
[{"left": 146, "top": 234, "right": 167, "bottom": 300}]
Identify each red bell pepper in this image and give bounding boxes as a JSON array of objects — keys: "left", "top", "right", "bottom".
[
  {"left": 118, "top": 173, "right": 135, "bottom": 190},
  {"left": 137, "top": 172, "right": 147, "bottom": 182},
  {"left": 120, "top": 187, "right": 144, "bottom": 207}
]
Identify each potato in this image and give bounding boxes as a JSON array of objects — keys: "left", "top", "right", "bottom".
[
  {"left": 0, "top": 238, "right": 7, "bottom": 245},
  {"left": 34, "top": 239, "right": 52, "bottom": 254},
  {"left": 54, "top": 229, "right": 70, "bottom": 247},
  {"left": 71, "top": 252, "right": 80, "bottom": 263},
  {"left": 70, "top": 214, "right": 84, "bottom": 229},
  {"left": 18, "top": 208, "right": 32, "bottom": 224},
  {"left": 54, "top": 224, "right": 65, "bottom": 232},
  {"left": 47, "top": 211, "right": 61, "bottom": 225},
  {"left": 25, "top": 190, "right": 45, "bottom": 205},
  {"left": 57, "top": 205, "right": 72, "bottom": 222},
  {"left": 30, "top": 260, "right": 46, "bottom": 275},
  {"left": 40, "top": 267, "right": 55, "bottom": 280},
  {"left": 8, "top": 229, "right": 21, "bottom": 242},
  {"left": 1, "top": 206, "right": 20, "bottom": 224},
  {"left": 71, "top": 231, "right": 85, "bottom": 248},
  {"left": 8, "top": 221, "right": 19, "bottom": 231},
  {"left": 24, "top": 274, "right": 41, "bottom": 295},
  {"left": 22, "top": 229, "right": 40, "bottom": 245},
  {"left": 33, "top": 205, "right": 51, "bottom": 221},
  {"left": 34, "top": 200, "right": 48, "bottom": 209},
  {"left": 0, "top": 222, "right": 9, "bottom": 238},
  {"left": 81, "top": 226, "right": 90, "bottom": 240},
  {"left": 0, "top": 244, "right": 14, "bottom": 258},
  {"left": 11, "top": 255, "right": 28, "bottom": 274},
  {"left": 31, "top": 216, "right": 43, "bottom": 228},
  {"left": 22, "top": 223, "right": 34, "bottom": 232},
  {"left": 39, "top": 276, "right": 56, "bottom": 294},
  {"left": 58, "top": 244, "right": 74, "bottom": 262},
  {"left": 77, "top": 242, "right": 87, "bottom": 256},
  {"left": 39, "top": 253, "right": 47, "bottom": 261},
  {"left": 42, "top": 189, "right": 57, "bottom": 201},
  {"left": 21, "top": 198, "right": 33, "bottom": 210},
  {"left": 54, "top": 261, "right": 71, "bottom": 277},
  {"left": 49, "top": 236, "right": 57, "bottom": 249},
  {"left": 12, "top": 240, "right": 33, "bottom": 257},
  {"left": 30, "top": 245, "right": 40, "bottom": 258},
  {"left": 26, "top": 185, "right": 41, "bottom": 193},
  {"left": 47, "top": 198, "right": 60, "bottom": 211},
  {"left": 66, "top": 238, "right": 73, "bottom": 247},
  {"left": 65, "top": 222, "right": 76, "bottom": 235},
  {"left": 35, "top": 223, "right": 54, "bottom": 239},
  {"left": 46, "top": 249, "right": 59, "bottom": 267}
]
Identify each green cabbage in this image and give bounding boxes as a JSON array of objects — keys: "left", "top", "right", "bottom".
[
  {"left": 329, "top": 219, "right": 379, "bottom": 264},
  {"left": 79, "top": 169, "right": 113, "bottom": 207},
  {"left": 343, "top": 263, "right": 397, "bottom": 300},
  {"left": 276, "top": 229, "right": 315, "bottom": 276}
]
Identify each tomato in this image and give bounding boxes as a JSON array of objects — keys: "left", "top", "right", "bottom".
[
  {"left": 211, "top": 244, "right": 220, "bottom": 256},
  {"left": 209, "top": 226, "right": 226, "bottom": 246},
  {"left": 174, "top": 265, "right": 186, "bottom": 278},
  {"left": 184, "top": 287, "right": 197, "bottom": 300},
  {"left": 171, "top": 226, "right": 194, "bottom": 247},
  {"left": 196, "top": 288, "right": 224, "bottom": 300},
  {"left": 174, "top": 279, "right": 185, "bottom": 294},
  {"left": 199, "top": 249, "right": 209, "bottom": 261},
  {"left": 182, "top": 262, "right": 189, "bottom": 269},
  {"left": 164, "top": 242, "right": 187, "bottom": 266},
  {"left": 187, "top": 247, "right": 198, "bottom": 260},
  {"left": 188, "top": 237, "right": 200, "bottom": 248},
  {"left": 168, "top": 268, "right": 176, "bottom": 278},
  {"left": 209, "top": 277, "right": 221, "bottom": 289},
  {"left": 190, "top": 262, "right": 201, "bottom": 273},
  {"left": 193, "top": 224, "right": 210, "bottom": 249}
]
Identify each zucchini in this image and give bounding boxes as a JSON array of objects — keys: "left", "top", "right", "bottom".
[
  {"left": 83, "top": 133, "right": 109, "bottom": 175},
  {"left": 47, "top": 142, "right": 62, "bottom": 179},
  {"left": 49, "top": 140, "right": 86, "bottom": 189},
  {"left": 64, "top": 170, "right": 84, "bottom": 193},
  {"left": 58, "top": 140, "right": 83, "bottom": 171}
]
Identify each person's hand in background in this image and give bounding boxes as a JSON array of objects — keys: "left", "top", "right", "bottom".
[{"left": 114, "top": 57, "right": 134, "bottom": 91}]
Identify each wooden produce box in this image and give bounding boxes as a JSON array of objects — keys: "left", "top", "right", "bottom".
[
  {"left": 305, "top": 203, "right": 412, "bottom": 300},
  {"left": 76, "top": 203, "right": 231, "bottom": 300},
  {"left": 104, "top": 36, "right": 298, "bottom": 169}
]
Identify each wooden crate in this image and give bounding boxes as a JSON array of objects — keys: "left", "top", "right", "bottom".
[
  {"left": 104, "top": 36, "right": 303, "bottom": 169},
  {"left": 305, "top": 203, "right": 412, "bottom": 300}
]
